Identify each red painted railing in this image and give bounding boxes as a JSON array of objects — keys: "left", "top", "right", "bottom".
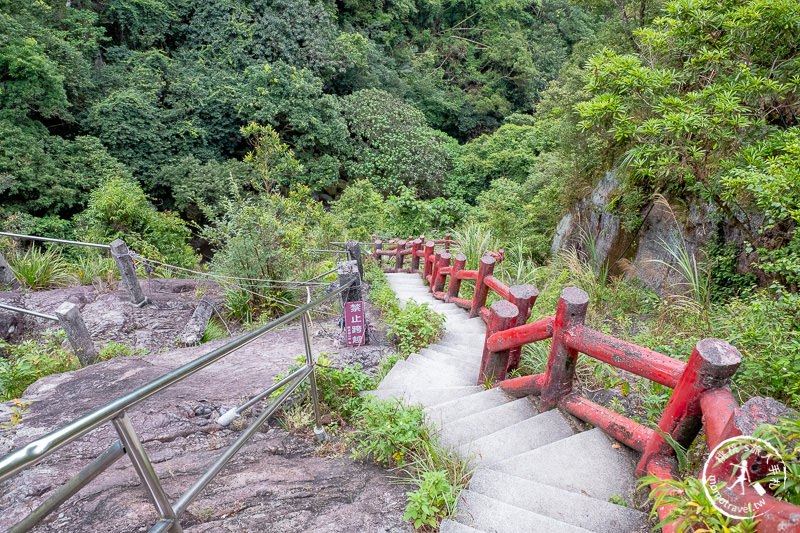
[{"left": 374, "top": 242, "right": 800, "bottom": 532}]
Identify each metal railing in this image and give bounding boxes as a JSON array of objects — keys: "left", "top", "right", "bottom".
[
  {"left": 0, "top": 232, "right": 111, "bottom": 250},
  {"left": 0, "top": 279, "right": 353, "bottom": 533},
  {"left": 0, "top": 302, "right": 58, "bottom": 322}
]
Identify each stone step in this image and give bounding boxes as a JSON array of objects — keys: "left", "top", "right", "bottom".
[
  {"left": 440, "top": 331, "right": 486, "bottom": 347},
  {"left": 492, "top": 428, "right": 640, "bottom": 502},
  {"left": 425, "top": 387, "right": 511, "bottom": 427},
  {"left": 418, "top": 347, "right": 482, "bottom": 369},
  {"left": 439, "top": 519, "right": 483, "bottom": 533},
  {"left": 439, "top": 397, "right": 539, "bottom": 451},
  {"left": 429, "top": 343, "right": 483, "bottom": 358},
  {"left": 467, "top": 409, "right": 574, "bottom": 465},
  {"left": 454, "top": 490, "right": 592, "bottom": 533},
  {"left": 405, "top": 353, "right": 478, "bottom": 383},
  {"left": 362, "top": 386, "right": 483, "bottom": 408},
  {"left": 467, "top": 469, "right": 648, "bottom": 533},
  {"left": 377, "top": 360, "right": 474, "bottom": 391}
]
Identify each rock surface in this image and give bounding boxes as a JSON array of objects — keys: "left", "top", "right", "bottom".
[
  {"left": 1, "top": 279, "right": 224, "bottom": 353},
  {"left": 0, "top": 311, "right": 411, "bottom": 532}
]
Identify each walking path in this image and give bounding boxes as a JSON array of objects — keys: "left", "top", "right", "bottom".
[{"left": 369, "top": 273, "right": 649, "bottom": 533}]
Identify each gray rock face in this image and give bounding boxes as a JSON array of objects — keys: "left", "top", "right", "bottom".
[
  {"left": 4, "top": 279, "right": 224, "bottom": 354},
  {"left": 0, "top": 322, "right": 411, "bottom": 533}
]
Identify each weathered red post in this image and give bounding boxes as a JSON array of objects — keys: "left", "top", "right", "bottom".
[
  {"left": 540, "top": 287, "right": 589, "bottom": 410},
  {"left": 430, "top": 249, "right": 443, "bottom": 291},
  {"left": 433, "top": 252, "right": 451, "bottom": 293},
  {"left": 506, "top": 284, "right": 539, "bottom": 372},
  {"left": 422, "top": 241, "right": 435, "bottom": 283},
  {"left": 410, "top": 238, "right": 423, "bottom": 272},
  {"left": 479, "top": 300, "right": 519, "bottom": 385},
  {"left": 446, "top": 253, "right": 467, "bottom": 301},
  {"left": 444, "top": 234, "right": 452, "bottom": 252},
  {"left": 394, "top": 240, "right": 406, "bottom": 272},
  {"left": 373, "top": 240, "right": 383, "bottom": 266},
  {"left": 638, "top": 338, "right": 741, "bottom": 475},
  {"left": 469, "top": 255, "right": 496, "bottom": 318}
]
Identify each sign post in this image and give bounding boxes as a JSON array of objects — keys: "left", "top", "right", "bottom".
[{"left": 344, "top": 301, "right": 366, "bottom": 346}]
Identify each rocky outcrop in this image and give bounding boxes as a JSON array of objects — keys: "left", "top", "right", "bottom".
[
  {"left": 1, "top": 279, "right": 224, "bottom": 354},
  {"left": 0, "top": 321, "right": 411, "bottom": 532},
  {"left": 551, "top": 171, "right": 723, "bottom": 295}
]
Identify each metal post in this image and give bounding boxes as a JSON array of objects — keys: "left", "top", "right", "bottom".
[
  {"left": 540, "top": 287, "right": 588, "bottom": 410},
  {"left": 345, "top": 240, "right": 363, "bottom": 281},
  {"left": 446, "top": 253, "right": 466, "bottom": 302},
  {"left": 55, "top": 302, "right": 98, "bottom": 366},
  {"left": 302, "top": 314, "right": 327, "bottom": 442},
  {"left": 470, "top": 255, "right": 496, "bottom": 318},
  {"left": 110, "top": 239, "right": 148, "bottom": 307},
  {"left": 432, "top": 252, "right": 451, "bottom": 293},
  {"left": 479, "top": 300, "right": 519, "bottom": 385},
  {"left": 506, "top": 284, "right": 539, "bottom": 372},
  {"left": 422, "top": 241, "right": 435, "bottom": 283},
  {"left": 638, "top": 338, "right": 741, "bottom": 476},
  {"left": 394, "top": 240, "right": 406, "bottom": 272},
  {"left": 112, "top": 412, "right": 182, "bottom": 532}
]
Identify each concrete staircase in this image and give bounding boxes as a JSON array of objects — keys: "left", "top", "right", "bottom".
[{"left": 368, "top": 273, "right": 649, "bottom": 533}]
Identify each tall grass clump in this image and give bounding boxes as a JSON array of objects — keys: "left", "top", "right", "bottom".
[
  {"left": 8, "top": 247, "right": 74, "bottom": 290},
  {"left": 72, "top": 254, "right": 118, "bottom": 286},
  {"left": 451, "top": 222, "right": 495, "bottom": 270}
]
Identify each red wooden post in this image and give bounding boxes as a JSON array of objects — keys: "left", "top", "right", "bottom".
[
  {"left": 433, "top": 252, "right": 451, "bottom": 293},
  {"left": 540, "top": 287, "right": 589, "bottom": 410},
  {"left": 444, "top": 234, "right": 452, "bottom": 252},
  {"left": 430, "top": 249, "right": 443, "bottom": 290},
  {"left": 506, "top": 284, "right": 539, "bottom": 372},
  {"left": 422, "top": 241, "right": 435, "bottom": 283},
  {"left": 446, "top": 253, "right": 466, "bottom": 302},
  {"left": 394, "top": 240, "right": 406, "bottom": 271},
  {"left": 373, "top": 240, "right": 383, "bottom": 265},
  {"left": 410, "top": 238, "right": 423, "bottom": 272},
  {"left": 638, "top": 338, "right": 741, "bottom": 476},
  {"left": 479, "top": 300, "right": 519, "bottom": 385},
  {"left": 469, "top": 255, "right": 496, "bottom": 318}
]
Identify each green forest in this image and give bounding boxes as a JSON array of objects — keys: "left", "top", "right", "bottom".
[
  {"left": 2, "top": 0, "right": 800, "bottom": 527},
  {"left": 2, "top": 0, "right": 799, "bottom": 390}
]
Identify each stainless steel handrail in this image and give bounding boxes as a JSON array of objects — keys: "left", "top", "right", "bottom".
[
  {"left": 0, "top": 232, "right": 111, "bottom": 250},
  {"left": 0, "top": 279, "right": 352, "bottom": 533},
  {"left": 0, "top": 279, "right": 351, "bottom": 481},
  {"left": 0, "top": 302, "right": 58, "bottom": 321}
]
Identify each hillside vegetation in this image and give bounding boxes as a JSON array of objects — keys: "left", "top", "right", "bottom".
[{"left": 1, "top": 0, "right": 798, "bottom": 404}]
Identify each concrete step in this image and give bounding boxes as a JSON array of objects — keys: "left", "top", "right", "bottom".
[
  {"left": 439, "top": 519, "right": 483, "bottom": 533},
  {"left": 454, "top": 490, "right": 592, "bottom": 533},
  {"left": 468, "top": 469, "right": 648, "bottom": 533},
  {"left": 430, "top": 343, "right": 483, "bottom": 358},
  {"left": 468, "top": 409, "right": 574, "bottom": 465},
  {"left": 405, "top": 353, "right": 478, "bottom": 383},
  {"left": 425, "top": 387, "right": 511, "bottom": 427},
  {"left": 377, "top": 360, "right": 474, "bottom": 391},
  {"left": 362, "top": 386, "right": 483, "bottom": 408},
  {"left": 440, "top": 331, "right": 486, "bottom": 347},
  {"left": 418, "top": 347, "right": 482, "bottom": 369},
  {"left": 439, "top": 397, "right": 539, "bottom": 451},
  {"left": 492, "top": 428, "right": 640, "bottom": 502}
]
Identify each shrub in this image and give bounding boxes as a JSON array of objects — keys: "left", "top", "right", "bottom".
[
  {"left": 0, "top": 331, "right": 79, "bottom": 401},
  {"left": 97, "top": 342, "right": 147, "bottom": 361},
  {"left": 386, "top": 300, "right": 446, "bottom": 357},
  {"left": 8, "top": 247, "right": 74, "bottom": 290},
  {"left": 71, "top": 254, "right": 118, "bottom": 286},
  {"left": 78, "top": 177, "right": 197, "bottom": 269}
]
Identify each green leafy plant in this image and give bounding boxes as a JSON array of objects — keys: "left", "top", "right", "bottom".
[
  {"left": 638, "top": 475, "right": 758, "bottom": 532},
  {"left": 97, "top": 342, "right": 147, "bottom": 362},
  {"left": 8, "top": 247, "right": 74, "bottom": 290},
  {"left": 1, "top": 399, "right": 31, "bottom": 429},
  {"left": 386, "top": 300, "right": 446, "bottom": 357},
  {"left": 0, "top": 331, "right": 79, "bottom": 401},
  {"left": 753, "top": 414, "right": 800, "bottom": 505},
  {"left": 404, "top": 470, "right": 456, "bottom": 529},
  {"left": 352, "top": 398, "right": 428, "bottom": 467},
  {"left": 72, "top": 254, "right": 118, "bottom": 286}
]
